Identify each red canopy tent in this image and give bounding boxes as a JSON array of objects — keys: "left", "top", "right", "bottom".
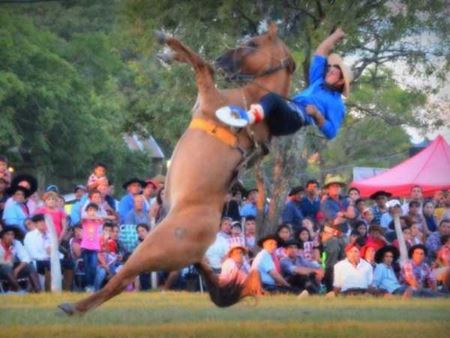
[{"left": 351, "top": 135, "right": 450, "bottom": 198}]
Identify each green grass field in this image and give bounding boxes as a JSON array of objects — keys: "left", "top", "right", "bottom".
[{"left": 0, "top": 292, "right": 449, "bottom": 338}]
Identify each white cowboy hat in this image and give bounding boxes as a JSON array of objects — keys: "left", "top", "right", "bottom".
[{"left": 328, "top": 53, "right": 353, "bottom": 98}]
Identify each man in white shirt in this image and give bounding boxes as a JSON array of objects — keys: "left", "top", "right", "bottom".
[{"left": 333, "top": 242, "right": 375, "bottom": 295}]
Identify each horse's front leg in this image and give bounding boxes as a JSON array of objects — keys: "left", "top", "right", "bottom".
[{"left": 156, "top": 31, "right": 220, "bottom": 114}]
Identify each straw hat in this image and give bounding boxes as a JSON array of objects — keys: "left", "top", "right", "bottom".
[
  {"left": 327, "top": 53, "right": 353, "bottom": 97},
  {"left": 323, "top": 174, "right": 346, "bottom": 188}
]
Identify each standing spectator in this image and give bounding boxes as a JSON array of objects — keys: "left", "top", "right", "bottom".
[
  {"left": 118, "top": 178, "right": 145, "bottom": 223},
  {"left": 354, "top": 198, "right": 367, "bottom": 222},
  {"left": 361, "top": 207, "right": 377, "bottom": 227},
  {"left": 281, "top": 186, "right": 304, "bottom": 233},
  {"left": 97, "top": 179, "right": 117, "bottom": 213},
  {"left": 348, "top": 187, "right": 361, "bottom": 206},
  {"left": 142, "top": 179, "right": 158, "bottom": 211},
  {"left": 319, "top": 224, "right": 345, "bottom": 292},
  {"left": 2, "top": 186, "right": 30, "bottom": 235},
  {"left": 81, "top": 190, "right": 115, "bottom": 221},
  {"left": 222, "top": 190, "right": 241, "bottom": 222},
  {"left": 34, "top": 191, "right": 67, "bottom": 242},
  {"left": 370, "top": 191, "right": 391, "bottom": 225},
  {"left": 251, "top": 234, "right": 292, "bottom": 293},
  {"left": 87, "top": 162, "right": 109, "bottom": 191},
  {"left": 300, "top": 180, "right": 321, "bottom": 223},
  {"left": 426, "top": 219, "right": 450, "bottom": 260},
  {"left": 321, "top": 174, "right": 355, "bottom": 234},
  {"left": 402, "top": 185, "right": 424, "bottom": 215},
  {"left": 333, "top": 243, "right": 374, "bottom": 295},
  {"left": 80, "top": 203, "right": 104, "bottom": 292},
  {"left": 149, "top": 187, "right": 166, "bottom": 227},
  {"left": 401, "top": 244, "right": 438, "bottom": 297},
  {"left": 423, "top": 200, "right": 438, "bottom": 233},
  {"left": 205, "top": 217, "right": 232, "bottom": 274},
  {"left": 354, "top": 220, "right": 368, "bottom": 246},
  {"left": 125, "top": 194, "right": 149, "bottom": 226},
  {"left": 240, "top": 188, "right": 258, "bottom": 218}
]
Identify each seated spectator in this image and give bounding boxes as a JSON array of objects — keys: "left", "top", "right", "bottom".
[
  {"left": 240, "top": 188, "right": 258, "bottom": 218},
  {"left": 372, "top": 245, "right": 409, "bottom": 296},
  {"left": 2, "top": 185, "right": 30, "bottom": 235},
  {"left": 69, "top": 223, "right": 83, "bottom": 261},
  {"left": 24, "top": 214, "right": 52, "bottom": 291},
  {"left": 360, "top": 240, "right": 381, "bottom": 268},
  {"left": 280, "top": 239, "right": 324, "bottom": 294},
  {"left": 274, "top": 224, "right": 293, "bottom": 262},
  {"left": 423, "top": 200, "right": 438, "bottom": 233},
  {"left": 392, "top": 224, "right": 413, "bottom": 251},
  {"left": 366, "top": 225, "right": 388, "bottom": 249},
  {"left": 80, "top": 203, "right": 104, "bottom": 292},
  {"left": 205, "top": 217, "right": 231, "bottom": 274},
  {"left": 426, "top": 219, "right": 450, "bottom": 261},
  {"left": 34, "top": 191, "right": 67, "bottom": 243},
  {"left": 297, "top": 226, "right": 321, "bottom": 265},
  {"left": 281, "top": 186, "right": 304, "bottom": 233},
  {"left": 1, "top": 226, "right": 40, "bottom": 292},
  {"left": 125, "top": 194, "right": 149, "bottom": 226},
  {"left": 380, "top": 199, "right": 401, "bottom": 231},
  {"left": 251, "top": 234, "right": 292, "bottom": 293},
  {"left": 87, "top": 162, "right": 109, "bottom": 191},
  {"left": 244, "top": 216, "right": 257, "bottom": 256},
  {"left": 410, "top": 221, "right": 425, "bottom": 245},
  {"left": 0, "top": 155, "right": 11, "bottom": 186},
  {"left": 333, "top": 243, "right": 375, "bottom": 295},
  {"left": 118, "top": 178, "right": 146, "bottom": 224},
  {"left": 433, "top": 234, "right": 450, "bottom": 293},
  {"left": 300, "top": 180, "right": 321, "bottom": 223},
  {"left": 135, "top": 223, "right": 152, "bottom": 291},
  {"left": 219, "top": 238, "right": 251, "bottom": 286},
  {"left": 348, "top": 187, "right": 361, "bottom": 206},
  {"left": 0, "top": 178, "right": 8, "bottom": 220},
  {"left": 81, "top": 189, "right": 116, "bottom": 222},
  {"left": 353, "top": 220, "right": 368, "bottom": 246},
  {"left": 369, "top": 191, "right": 391, "bottom": 225},
  {"left": 354, "top": 198, "right": 366, "bottom": 221},
  {"left": 401, "top": 244, "right": 440, "bottom": 297},
  {"left": 95, "top": 223, "right": 120, "bottom": 291},
  {"left": 230, "top": 221, "right": 244, "bottom": 241},
  {"left": 361, "top": 207, "right": 377, "bottom": 227},
  {"left": 407, "top": 200, "right": 428, "bottom": 235}
]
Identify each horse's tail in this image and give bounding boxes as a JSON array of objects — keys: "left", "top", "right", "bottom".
[{"left": 194, "top": 262, "right": 262, "bottom": 308}]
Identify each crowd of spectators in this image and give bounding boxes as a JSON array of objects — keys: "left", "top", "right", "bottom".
[{"left": 0, "top": 154, "right": 449, "bottom": 298}]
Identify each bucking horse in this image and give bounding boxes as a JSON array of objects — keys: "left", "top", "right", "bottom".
[{"left": 59, "top": 22, "right": 295, "bottom": 315}]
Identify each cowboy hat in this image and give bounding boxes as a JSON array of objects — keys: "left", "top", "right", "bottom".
[
  {"left": 122, "top": 178, "right": 146, "bottom": 190},
  {"left": 327, "top": 53, "right": 353, "bottom": 97},
  {"left": 7, "top": 185, "right": 31, "bottom": 197},
  {"left": 369, "top": 190, "right": 392, "bottom": 200},
  {"left": 323, "top": 174, "right": 346, "bottom": 188},
  {"left": 288, "top": 186, "right": 304, "bottom": 197},
  {"left": 227, "top": 238, "right": 248, "bottom": 257},
  {"left": 9, "top": 173, "right": 38, "bottom": 197},
  {"left": 375, "top": 245, "right": 399, "bottom": 264},
  {"left": 257, "top": 234, "right": 279, "bottom": 248}
]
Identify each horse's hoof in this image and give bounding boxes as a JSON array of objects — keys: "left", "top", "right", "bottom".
[
  {"left": 57, "top": 303, "right": 77, "bottom": 316},
  {"left": 154, "top": 30, "right": 168, "bottom": 44},
  {"left": 156, "top": 48, "right": 175, "bottom": 64}
]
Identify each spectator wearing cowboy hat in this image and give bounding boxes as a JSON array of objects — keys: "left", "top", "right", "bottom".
[
  {"left": 321, "top": 174, "right": 355, "bottom": 234},
  {"left": 219, "top": 238, "right": 251, "bottom": 286},
  {"left": 370, "top": 191, "right": 392, "bottom": 225},
  {"left": 251, "top": 234, "right": 291, "bottom": 292},
  {"left": 281, "top": 186, "right": 305, "bottom": 234},
  {"left": 372, "top": 245, "right": 410, "bottom": 295},
  {"left": 4, "top": 174, "right": 38, "bottom": 218},
  {"left": 217, "top": 28, "right": 352, "bottom": 141},
  {"left": 118, "top": 178, "right": 146, "bottom": 224},
  {"left": 280, "top": 239, "right": 324, "bottom": 295},
  {"left": 333, "top": 242, "right": 375, "bottom": 296}
]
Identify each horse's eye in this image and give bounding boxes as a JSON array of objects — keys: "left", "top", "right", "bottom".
[{"left": 247, "top": 41, "right": 258, "bottom": 48}]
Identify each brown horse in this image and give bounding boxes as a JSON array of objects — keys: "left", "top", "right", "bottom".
[{"left": 58, "top": 23, "right": 295, "bottom": 315}]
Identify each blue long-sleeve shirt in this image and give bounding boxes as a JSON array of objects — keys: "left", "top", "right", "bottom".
[{"left": 291, "top": 55, "right": 346, "bottom": 139}]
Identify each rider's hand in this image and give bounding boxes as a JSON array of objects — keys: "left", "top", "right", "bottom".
[
  {"left": 306, "top": 105, "right": 317, "bottom": 116},
  {"left": 333, "top": 27, "right": 346, "bottom": 41}
]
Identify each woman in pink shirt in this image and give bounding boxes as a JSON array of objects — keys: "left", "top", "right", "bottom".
[{"left": 34, "top": 191, "right": 67, "bottom": 242}]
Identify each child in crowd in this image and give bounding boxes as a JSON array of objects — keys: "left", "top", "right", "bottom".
[
  {"left": 297, "top": 227, "right": 321, "bottom": 267},
  {"left": 87, "top": 162, "right": 109, "bottom": 191},
  {"left": 80, "top": 202, "right": 104, "bottom": 292},
  {"left": 0, "top": 156, "right": 11, "bottom": 186},
  {"left": 34, "top": 191, "right": 67, "bottom": 243}
]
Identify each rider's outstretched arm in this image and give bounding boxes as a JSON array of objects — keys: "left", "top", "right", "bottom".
[{"left": 315, "top": 28, "right": 346, "bottom": 56}]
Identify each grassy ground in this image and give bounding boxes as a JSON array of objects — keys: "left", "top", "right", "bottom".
[{"left": 0, "top": 292, "right": 449, "bottom": 338}]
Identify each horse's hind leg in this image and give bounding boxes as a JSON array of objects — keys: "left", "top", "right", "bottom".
[{"left": 58, "top": 208, "right": 217, "bottom": 315}]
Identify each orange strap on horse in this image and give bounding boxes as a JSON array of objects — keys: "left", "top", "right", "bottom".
[{"left": 189, "top": 117, "right": 238, "bottom": 148}]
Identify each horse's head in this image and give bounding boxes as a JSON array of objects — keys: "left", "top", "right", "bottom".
[{"left": 215, "top": 23, "right": 296, "bottom": 83}]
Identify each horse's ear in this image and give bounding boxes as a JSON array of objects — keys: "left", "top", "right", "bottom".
[{"left": 267, "top": 22, "right": 278, "bottom": 39}]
